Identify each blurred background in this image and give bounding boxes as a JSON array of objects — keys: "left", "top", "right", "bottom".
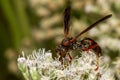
[{"left": 0, "top": 0, "right": 120, "bottom": 80}]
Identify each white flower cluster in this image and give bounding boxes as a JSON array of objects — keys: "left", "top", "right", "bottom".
[
  {"left": 113, "top": 57, "right": 120, "bottom": 80},
  {"left": 18, "top": 48, "right": 115, "bottom": 80}
]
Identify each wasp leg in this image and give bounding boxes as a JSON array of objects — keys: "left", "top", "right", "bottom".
[
  {"left": 59, "top": 56, "right": 63, "bottom": 64},
  {"left": 95, "top": 54, "right": 99, "bottom": 71},
  {"left": 67, "top": 52, "right": 72, "bottom": 63},
  {"left": 94, "top": 46, "right": 101, "bottom": 71},
  {"left": 82, "top": 45, "right": 101, "bottom": 71}
]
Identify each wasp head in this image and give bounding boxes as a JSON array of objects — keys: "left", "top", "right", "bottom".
[
  {"left": 55, "top": 45, "right": 67, "bottom": 57},
  {"left": 55, "top": 37, "right": 74, "bottom": 58}
]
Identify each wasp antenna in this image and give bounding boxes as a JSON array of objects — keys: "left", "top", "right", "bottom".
[{"left": 75, "top": 14, "right": 112, "bottom": 39}]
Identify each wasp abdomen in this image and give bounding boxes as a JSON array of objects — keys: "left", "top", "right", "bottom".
[{"left": 79, "top": 38, "right": 102, "bottom": 57}]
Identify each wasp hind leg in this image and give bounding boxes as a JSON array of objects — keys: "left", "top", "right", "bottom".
[
  {"left": 94, "top": 46, "right": 102, "bottom": 71},
  {"left": 67, "top": 52, "right": 72, "bottom": 63},
  {"left": 81, "top": 38, "right": 102, "bottom": 71},
  {"left": 94, "top": 46, "right": 102, "bottom": 79}
]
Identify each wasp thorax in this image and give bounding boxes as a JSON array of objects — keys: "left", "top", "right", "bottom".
[{"left": 61, "top": 37, "right": 73, "bottom": 47}]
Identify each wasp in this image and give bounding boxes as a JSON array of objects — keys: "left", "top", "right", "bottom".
[{"left": 55, "top": 5, "right": 112, "bottom": 70}]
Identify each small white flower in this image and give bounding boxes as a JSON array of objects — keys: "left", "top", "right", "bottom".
[
  {"left": 113, "top": 57, "right": 120, "bottom": 80},
  {"left": 17, "top": 51, "right": 26, "bottom": 64},
  {"left": 41, "top": 76, "right": 50, "bottom": 80},
  {"left": 55, "top": 70, "right": 65, "bottom": 78},
  {"left": 17, "top": 57, "right": 26, "bottom": 64},
  {"left": 17, "top": 48, "right": 115, "bottom": 80}
]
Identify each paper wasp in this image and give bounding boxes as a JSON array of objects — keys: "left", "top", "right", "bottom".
[{"left": 55, "top": 5, "right": 112, "bottom": 70}]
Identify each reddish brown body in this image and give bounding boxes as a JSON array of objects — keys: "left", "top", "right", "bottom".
[
  {"left": 80, "top": 38, "right": 101, "bottom": 57},
  {"left": 55, "top": 4, "right": 112, "bottom": 69}
]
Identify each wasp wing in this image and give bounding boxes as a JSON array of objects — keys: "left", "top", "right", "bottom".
[
  {"left": 64, "top": 6, "right": 71, "bottom": 37},
  {"left": 75, "top": 14, "right": 112, "bottom": 38}
]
